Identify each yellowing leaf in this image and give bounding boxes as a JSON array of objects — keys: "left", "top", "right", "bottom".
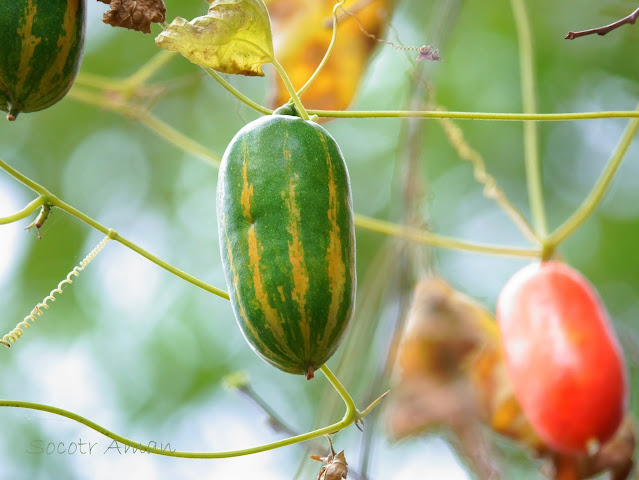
[
  {"left": 266, "top": 0, "right": 394, "bottom": 111},
  {"left": 155, "top": 0, "right": 274, "bottom": 76}
]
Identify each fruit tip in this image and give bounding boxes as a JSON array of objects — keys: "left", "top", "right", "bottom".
[
  {"left": 7, "top": 104, "right": 19, "bottom": 121},
  {"left": 306, "top": 366, "right": 315, "bottom": 380}
]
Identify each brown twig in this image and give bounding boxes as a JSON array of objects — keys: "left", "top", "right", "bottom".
[{"left": 565, "top": 7, "right": 639, "bottom": 39}]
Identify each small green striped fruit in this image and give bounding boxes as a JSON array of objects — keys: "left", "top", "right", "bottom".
[
  {"left": 0, "top": 0, "right": 86, "bottom": 121},
  {"left": 217, "top": 112, "right": 356, "bottom": 380}
]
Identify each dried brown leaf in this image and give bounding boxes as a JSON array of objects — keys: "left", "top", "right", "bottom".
[{"left": 101, "top": 0, "right": 166, "bottom": 34}]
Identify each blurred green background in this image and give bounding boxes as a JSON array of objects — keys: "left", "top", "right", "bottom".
[{"left": 1, "top": 0, "right": 638, "bottom": 478}]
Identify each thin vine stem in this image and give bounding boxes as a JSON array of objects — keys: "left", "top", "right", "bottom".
[
  {"left": 0, "top": 366, "right": 382, "bottom": 458},
  {"left": 66, "top": 90, "right": 544, "bottom": 257},
  {"left": 0, "top": 196, "right": 46, "bottom": 225},
  {"left": 306, "top": 109, "right": 639, "bottom": 121},
  {"left": 0, "top": 159, "right": 539, "bottom": 303},
  {"left": 75, "top": 72, "right": 127, "bottom": 92},
  {"left": 296, "top": 0, "right": 345, "bottom": 99},
  {"left": 75, "top": 51, "right": 177, "bottom": 94},
  {"left": 271, "top": 58, "right": 310, "bottom": 120},
  {"left": 153, "top": 21, "right": 271, "bottom": 115},
  {"left": 354, "top": 214, "right": 541, "bottom": 258},
  {"left": 549, "top": 111, "right": 639, "bottom": 249},
  {"left": 0, "top": 158, "right": 229, "bottom": 300},
  {"left": 237, "top": 384, "right": 299, "bottom": 437},
  {"left": 124, "top": 50, "right": 177, "bottom": 89},
  {"left": 435, "top": 114, "right": 540, "bottom": 245},
  {"left": 88, "top": 50, "right": 639, "bottom": 124},
  {"left": 74, "top": 72, "right": 639, "bottom": 124},
  {"left": 510, "top": 0, "right": 547, "bottom": 236},
  {"left": 67, "top": 87, "right": 221, "bottom": 167},
  {"left": 57, "top": 200, "right": 230, "bottom": 301},
  {"left": 202, "top": 67, "right": 272, "bottom": 115}
]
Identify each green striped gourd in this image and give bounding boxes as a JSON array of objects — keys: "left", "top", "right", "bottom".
[
  {"left": 0, "top": 0, "right": 86, "bottom": 121},
  {"left": 217, "top": 111, "right": 356, "bottom": 380}
]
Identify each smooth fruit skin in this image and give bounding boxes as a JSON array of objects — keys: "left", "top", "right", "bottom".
[
  {"left": 497, "top": 262, "right": 628, "bottom": 453},
  {"left": 217, "top": 114, "right": 356, "bottom": 379},
  {"left": 0, "top": 0, "right": 86, "bottom": 120}
]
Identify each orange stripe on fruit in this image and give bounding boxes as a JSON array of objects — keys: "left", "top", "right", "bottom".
[
  {"left": 320, "top": 133, "right": 346, "bottom": 351},
  {"left": 219, "top": 179, "right": 287, "bottom": 365},
  {"left": 16, "top": 0, "right": 41, "bottom": 95},
  {"left": 283, "top": 174, "right": 311, "bottom": 353},
  {"left": 240, "top": 142, "right": 254, "bottom": 223},
  {"left": 247, "top": 223, "right": 294, "bottom": 358},
  {"left": 39, "top": 0, "right": 79, "bottom": 91}
]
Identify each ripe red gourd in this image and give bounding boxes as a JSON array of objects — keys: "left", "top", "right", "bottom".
[{"left": 497, "top": 261, "right": 628, "bottom": 453}]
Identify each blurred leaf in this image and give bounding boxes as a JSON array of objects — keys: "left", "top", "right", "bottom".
[
  {"left": 387, "top": 277, "right": 638, "bottom": 480},
  {"left": 386, "top": 276, "right": 504, "bottom": 478},
  {"left": 155, "top": 0, "right": 274, "bottom": 76},
  {"left": 266, "top": 0, "right": 394, "bottom": 110}
]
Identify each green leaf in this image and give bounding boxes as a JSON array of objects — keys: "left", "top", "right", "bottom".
[{"left": 155, "top": 0, "right": 274, "bottom": 76}]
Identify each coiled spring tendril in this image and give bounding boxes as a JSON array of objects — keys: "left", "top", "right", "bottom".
[{"left": 1, "top": 235, "right": 112, "bottom": 347}]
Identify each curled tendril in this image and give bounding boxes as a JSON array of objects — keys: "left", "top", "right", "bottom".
[{"left": 1, "top": 235, "right": 112, "bottom": 347}]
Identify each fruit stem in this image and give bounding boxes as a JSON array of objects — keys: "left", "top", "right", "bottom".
[
  {"left": 549, "top": 104, "right": 639, "bottom": 248},
  {"left": 271, "top": 58, "right": 310, "bottom": 121},
  {"left": 320, "top": 365, "right": 357, "bottom": 422},
  {"left": 510, "top": 0, "right": 548, "bottom": 238}
]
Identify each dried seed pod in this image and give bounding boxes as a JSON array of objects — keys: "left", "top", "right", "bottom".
[{"left": 310, "top": 436, "right": 348, "bottom": 480}]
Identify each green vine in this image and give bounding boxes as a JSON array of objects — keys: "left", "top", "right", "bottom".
[
  {"left": 0, "top": 157, "right": 541, "bottom": 260},
  {"left": 2, "top": 0, "right": 639, "bottom": 470},
  {"left": 0, "top": 365, "right": 386, "bottom": 458},
  {"left": 549, "top": 104, "right": 639, "bottom": 249},
  {"left": 67, "top": 87, "right": 222, "bottom": 167},
  {"left": 271, "top": 58, "right": 310, "bottom": 120},
  {"left": 0, "top": 158, "right": 229, "bottom": 301},
  {"left": 202, "top": 67, "right": 273, "bottom": 116},
  {"left": 0, "top": 196, "right": 46, "bottom": 225},
  {"left": 295, "top": 0, "right": 345, "bottom": 99},
  {"left": 510, "top": 0, "right": 547, "bottom": 237},
  {"left": 306, "top": 109, "right": 639, "bottom": 121}
]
